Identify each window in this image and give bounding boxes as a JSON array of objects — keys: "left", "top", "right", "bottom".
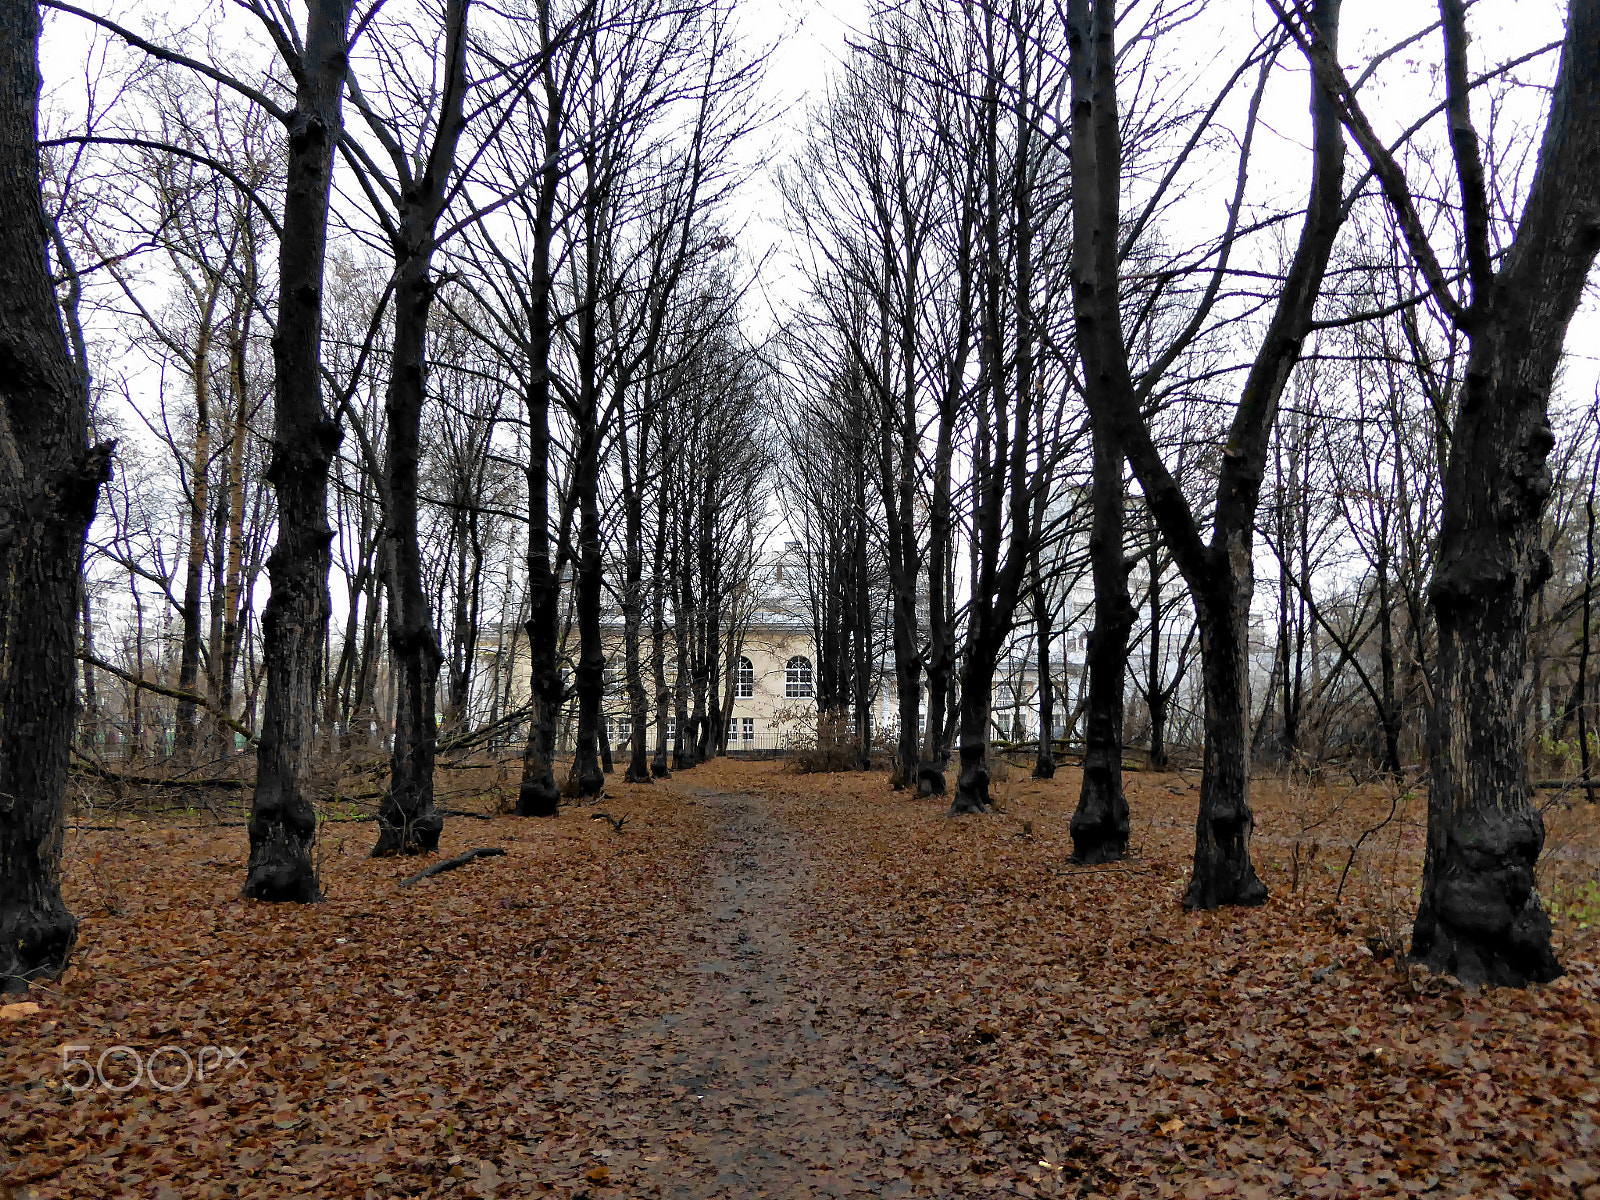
[
  {"left": 785, "top": 655, "right": 813, "bottom": 698},
  {"left": 736, "top": 655, "right": 754, "bottom": 698},
  {"left": 741, "top": 717, "right": 754, "bottom": 743}
]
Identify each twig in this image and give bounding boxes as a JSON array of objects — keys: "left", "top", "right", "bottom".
[
  {"left": 1337, "top": 788, "right": 1406, "bottom": 903},
  {"left": 399, "top": 847, "right": 506, "bottom": 886}
]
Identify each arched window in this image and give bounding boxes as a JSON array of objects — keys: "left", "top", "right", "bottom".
[
  {"left": 736, "top": 655, "right": 754, "bottom": 698},
  {"left": 785, "top": 655, "right": 813, "bottom": 698}
]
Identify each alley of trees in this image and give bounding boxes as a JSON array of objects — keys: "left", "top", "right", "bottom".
[{"left": 3, "top": 0, "right": 1600, "bottom": 998}]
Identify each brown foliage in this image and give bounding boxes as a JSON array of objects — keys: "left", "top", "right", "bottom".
[{"left": 2, "top": 758, "right": 1597, "bottom": 1198}]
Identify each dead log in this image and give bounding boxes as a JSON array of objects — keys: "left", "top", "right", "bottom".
[{"left": 399, "top": 847, "right": 506, "bottom": 887}]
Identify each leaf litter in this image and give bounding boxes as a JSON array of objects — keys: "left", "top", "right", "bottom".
[{"left": 2, "top": 757, "right": 1597, "bottom": 1199}]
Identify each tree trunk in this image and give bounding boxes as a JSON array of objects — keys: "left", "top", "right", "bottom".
[
  {"left": 371, "top": 0, "right": 468, "bottom": 855},
  {"left": 951, "top": 648, "right": 997, "bottom": 815},
  {"left": 672, "top": 555, "right": 694, "bottom": 770},
  {"left": 1376, "top": 526, "right": 1403, "bottom": 778},
  {"left": 852, "top": 507, "right": 873, "bottom": 772},
  {"left": 920, "top": 418, "right": 955, "bottom": 795},
  {"left": 570, "top": 418, "right": 605, "bottom": 797},
  {"left": 650, "top": 499, "right": 671, "bottom": 778},
  {"left": 1070, "top": 418, "right": 1133, "bottom": 861},
  {"left": 245, "top": 0, "right": 353, "bottom": 902},
  {"left": 1185, "top": 573, "right": 1268, "bottom": 908},
  {"left": 1146, "top": 550, "right": 1170, "bottom": 770},
  {"left": 1078, "top": 0, "right": 1345, "bottom": 908},
  {"left": 620, "top": 409, "right": 652, "bottom": 784},
  {"left": 1578, "top": 436, "right": 1596, "bottom": 803},
  {"left": 0, "top": 0, "right": 112, "bottom": 987},
  {"left": 372, "top": 252, "right": 446, "bottom": 855},
  {"left": 1401, "top": 0, "right": 1600, "bottom": 987},
  {"left": 515, "top": 48, "right": 564, "bottom": 819},
  {"left": 175, "top": 322, "right": 213, "bottom": 758},
  {"left": 1032, "top": 579, "right": 1055, "bottom": 781},
  {"left": 215, "top": 318, "right": 253, "bottom": 739}
]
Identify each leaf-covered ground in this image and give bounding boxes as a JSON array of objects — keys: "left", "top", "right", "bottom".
[{"left": 4, "top": 758, "right": 1599, "bottom": 1198}]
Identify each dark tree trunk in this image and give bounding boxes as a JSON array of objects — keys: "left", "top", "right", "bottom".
[
  {"left": 372, "top": 0, "right": 469, "bottom": 856},
  {"left": 672, "top": 551, "right": 694, "bottom": 770},
  {"left": 622, "top": 476, "right": 652, "bottom": 782},
  {"left": 1408, "top": 0, "right": 1600, "bottom": 984},
  {"left": 215, "top": 319, "right": 253, "bottom": 740},
  {"left": 1144, "top": 551, "right": 1171, "bottom": 771},
  {"left": 1284, "top": 0, "right": 1600, "bottom": 981},
  {"left": 620, "top": 375, "right": 652, "bottom": 783},
  {"left": 852, "top": 495, "right": 873, "bottom": 771},
  {"left": 1077, "top": 0, "right": 1345, "bottom": 908},
  {"left": 175, "top": 323, "right": 212, "bottom": 758},
  {"left": 650, "top": 499, "right": 671, "bottom": 778},
  {"left": 1032, "top": 580, "right": 1056, "bottom": 781},
  {"left": 245, "top": 0, "right": 353, "bottom": 902},
  {"left": 1065, "top": 0, "right": 1139, "bottom": 861},
  {"left": 1070, "top": 418, "right": 1133, "bottom": 862},
  {"left": 0, "top": 0, "right": 112, "bottom": 987},
  {"left": 920, "top": 414, "right": 956, "bottom": 795},
  {"left": 877, "top": 401, "right": 921, "bottom": 789},
  {"left": 515, "top": 52, "right": 565, "bottom": 819},
  {"left": 1376, "top": 527, "right": 1403, "bottom": 778},
  {"left": 570, "top": 417, "right": 605, "bottom": 797},
  {"left": 371, "top": 258, "right": 446, "bottom": 854},
  {"left": 918, "top": 180, "right": 974, "bottom": 798},
  {"left": 1577, "top": 439, "right": 1596, "bottom": 803},
  {"left": 952, "top": 651, "right": 998, "bottom": 814},
  {"left": 949, "top": 24, "right": 1039, "bottom": 817},
  {"left": 1185, "top": 576, "right": 1267, "bottom": 908}
]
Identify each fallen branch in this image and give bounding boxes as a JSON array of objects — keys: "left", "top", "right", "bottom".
[
  {"left": 78, "top": 654, "right": 257, "bottom": 744},
  {"left": 399, "top": 847, "right": 506, "bottom": 887},
  {"left": 438, "top": 705, "right": 533, "bottom": 755},
  {"left": 72, "top": 755, "right": 251, "bottom": 789}
]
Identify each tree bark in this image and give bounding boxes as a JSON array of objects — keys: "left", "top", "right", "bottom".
[
  {"left": 515, "top": 31, "right": 565, "bottom": 818},
  {"left": 175, "top": 321, "right": 213, "bottom": 758},
  {"left": 1070, "top": 424, "right": 1133, "bottom": 862},
  {"left": 649, "top": 489, "right": 672, "bottom": 778},
  {"left": 0, "top": 0, "right": 113, "bottom": 987},
  {"left": 371, "top": 0, "right": 471, "bottom": 856},
  {"left": 1079, "top": 0, "right": 1345, "bottom": 906},
  {"left": 1293, "top": 0, "right": 1600, "bottom": 982},
  {"left": 1032, "top": 574, "right": 1056, "bottom": 781},
  {"left": 244, "top": 0, "right": 352, "bottom": 902},
  {"left": 1409, "top": 0, "right": 1600, "bottom": 984}
]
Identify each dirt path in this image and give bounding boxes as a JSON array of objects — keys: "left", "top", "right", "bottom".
[{"left": 574, "top": 789, "right": 932, "bottom": 1199}]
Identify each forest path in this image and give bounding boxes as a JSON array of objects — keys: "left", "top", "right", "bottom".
[{"left": 580, "top": 787, "right": 927, "bottom": 1199}]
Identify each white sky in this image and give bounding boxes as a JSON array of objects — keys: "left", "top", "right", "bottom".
[{"left": 35, "top": 0, "right": 1600, "bottom": 637}]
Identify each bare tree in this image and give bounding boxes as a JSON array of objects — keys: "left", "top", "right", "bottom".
[
  {"left": 1283, "top": 0, "right": 1600, "bottom": 984},
  {"left": 0, "top": 0, "right": 113, "bottom": 989}
]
